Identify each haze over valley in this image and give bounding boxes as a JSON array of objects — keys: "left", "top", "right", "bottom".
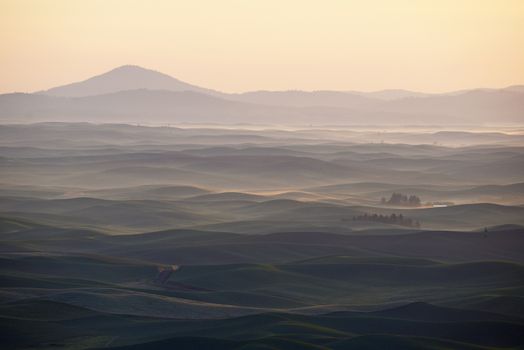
[
  {"left": 1, "top": 1, "right": 524, "bottom": 349},
  {"left": 1, "top": 117, "right": 524, "bottom": 349}
]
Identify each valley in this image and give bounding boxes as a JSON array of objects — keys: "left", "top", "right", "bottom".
[{"left": 1, "top": 123, "right": 523, "bottom": 349}]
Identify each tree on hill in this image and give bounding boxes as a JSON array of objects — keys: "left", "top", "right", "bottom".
[
  {"left": 381, "top": 193, "right": 421, "bottom": 207},
  {"left": 353, "top": 213, "right": 421, "bottom": 228}
]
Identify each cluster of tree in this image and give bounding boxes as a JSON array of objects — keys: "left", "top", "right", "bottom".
[
  {"left": 353, "top": 213, "right": 421, "bottom": 228},
  {"left": 381, "top": 193, "right": 421, "bottom": 207}
]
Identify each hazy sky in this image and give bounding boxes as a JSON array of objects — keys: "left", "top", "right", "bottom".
[{"left": 1, "top": 0, "right": 523, "bottom": 93}]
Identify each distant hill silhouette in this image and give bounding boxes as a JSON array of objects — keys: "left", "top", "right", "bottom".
[
  {"left": 0, "top": 65, "right": 521, "bottom": 125},
  {"left": 39, "top": 65, "right": 221, "bottom": 97}
]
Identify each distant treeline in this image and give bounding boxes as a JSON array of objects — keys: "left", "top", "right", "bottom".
[
  {"left": 353, "top": 213, "right": 421, "bottom": 228},
  {"left": 381, "top": 193, "right": 421, "bottom": 207}
]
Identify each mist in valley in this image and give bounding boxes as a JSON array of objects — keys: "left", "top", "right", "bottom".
[
  {"left": 1, "top": 1, "right": 524, "bottom": 349},
  {"left": 2, "top": 117, "right": 524, "bottom": 349}
]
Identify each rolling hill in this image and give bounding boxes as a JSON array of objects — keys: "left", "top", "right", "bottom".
[{"left": 1, "top": 122, "right": 523, "bottom": 349}]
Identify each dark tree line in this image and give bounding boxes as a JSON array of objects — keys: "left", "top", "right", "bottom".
[
  {"left": 353, "top": 213, "right": 421, "bottom": 228},
  {"left": 381, "top": 193, "right": 421, "bottom": 207}
]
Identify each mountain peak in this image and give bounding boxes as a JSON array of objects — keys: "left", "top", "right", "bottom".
[
  {"left": 113, "top": 64, "right": 146, "bottom": 70},
  {"left": 107, "top": 64, "right": 165, "bottom": 75},
  {"left": 40, "top": 65, "right": 219, "bottom": 97}
]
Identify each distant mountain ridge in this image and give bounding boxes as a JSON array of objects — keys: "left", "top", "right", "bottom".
[
  {"left": 37, "top": 65, "right": 524, "bottom": 102},
  {"left": 0, "top": 65, "right": 522, "bottom": 125}
]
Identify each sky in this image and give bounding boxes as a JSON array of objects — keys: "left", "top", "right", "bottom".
[{"left": 1, "top": 0, "right": 523, "bottom": 94}]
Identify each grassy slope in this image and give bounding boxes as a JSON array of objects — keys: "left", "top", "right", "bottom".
[{"left": 1, "top": 300, "right": 522, "bottom": 350}]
